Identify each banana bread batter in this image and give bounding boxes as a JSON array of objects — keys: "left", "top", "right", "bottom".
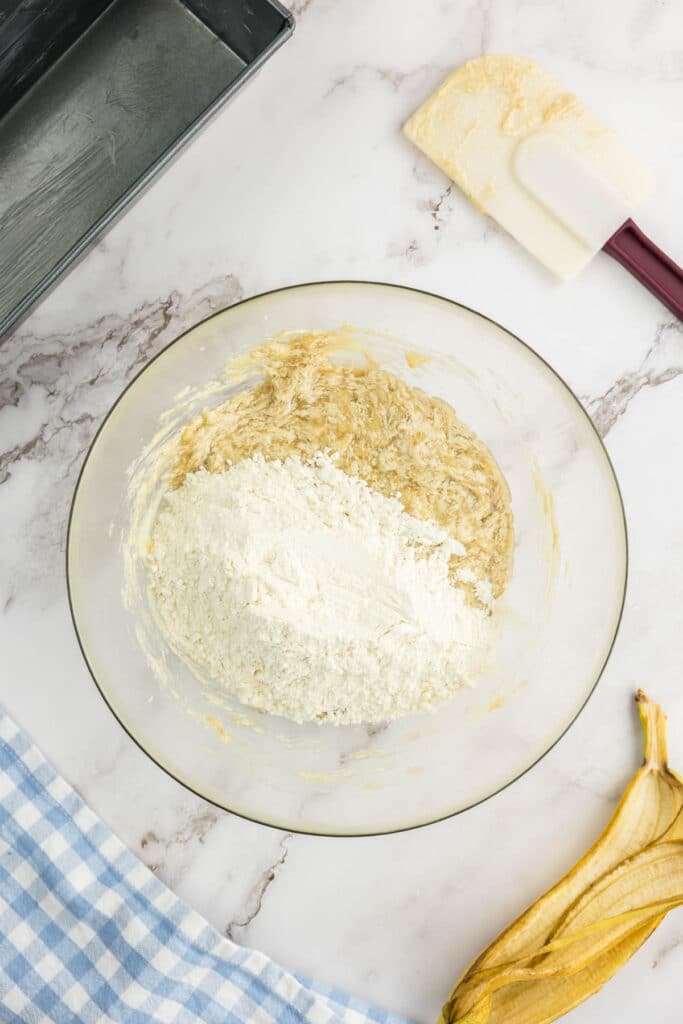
[{"left": 168, "top": 331, "right": 513, "bottom": 599}]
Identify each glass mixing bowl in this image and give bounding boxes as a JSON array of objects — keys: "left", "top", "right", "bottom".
[{"left": 67, "top": 282, "right": 627, "bottom": 835}]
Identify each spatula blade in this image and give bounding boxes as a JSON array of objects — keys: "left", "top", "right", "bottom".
[{"left": 404, "top": 55, "right": 655, "bottom": 279}]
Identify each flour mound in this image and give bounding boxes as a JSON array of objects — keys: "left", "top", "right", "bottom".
[{"left": 147, "top": 452, "right": 495, "bottom": 724}]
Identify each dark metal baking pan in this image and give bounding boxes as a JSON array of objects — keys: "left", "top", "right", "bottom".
[{"left": 0, "top": 0, "right": 294, "bottom": 337}]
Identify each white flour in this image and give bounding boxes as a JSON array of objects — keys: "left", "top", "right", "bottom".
[{"left": 147, "top": 452, "right": 495, "bottom": 724}]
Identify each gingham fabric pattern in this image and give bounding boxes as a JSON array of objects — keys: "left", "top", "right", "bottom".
[{"left": 0, "top": 709, "right": 412, "bottom": 1024}]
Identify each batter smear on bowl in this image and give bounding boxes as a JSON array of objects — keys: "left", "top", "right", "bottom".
[{"left": 145, "top": 330, "right": 514, "bottom": 724}]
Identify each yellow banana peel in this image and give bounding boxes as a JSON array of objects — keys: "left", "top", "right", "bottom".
[{"left": 441, "top": 691, "right": 683, "bottom": 1024}]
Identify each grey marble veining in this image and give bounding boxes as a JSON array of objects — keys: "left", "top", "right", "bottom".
[
  {"left": 1, "top": 276, "right": 242, "bottom": 604},
  {"left": 583, "top": 317, "right": 683, "bottom": 437}
]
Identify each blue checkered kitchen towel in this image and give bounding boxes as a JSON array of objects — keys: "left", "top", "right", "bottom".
[{"left": 0, "top": 709, "right": 412, "bottom": 1024}]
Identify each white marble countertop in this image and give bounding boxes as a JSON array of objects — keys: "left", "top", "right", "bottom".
[{"left": 2, "top": 1, "right": 683, "bottom": 1021}]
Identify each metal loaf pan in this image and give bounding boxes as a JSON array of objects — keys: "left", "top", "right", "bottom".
[{"left": 0, "top": 0, "right": 294, "bottom": 336}]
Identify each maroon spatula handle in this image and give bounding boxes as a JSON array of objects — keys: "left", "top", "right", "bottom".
[{"left": 604, "top": 219, "right": 683, "bottom": 321}]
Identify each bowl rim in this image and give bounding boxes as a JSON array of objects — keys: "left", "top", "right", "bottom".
[{"left": 66, "top": 279, "right": 629, "bottom": 837}]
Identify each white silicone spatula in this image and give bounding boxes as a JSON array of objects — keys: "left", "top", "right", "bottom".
[{"left": 404, "top": 55, "right": 683, "bottom": 319}]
